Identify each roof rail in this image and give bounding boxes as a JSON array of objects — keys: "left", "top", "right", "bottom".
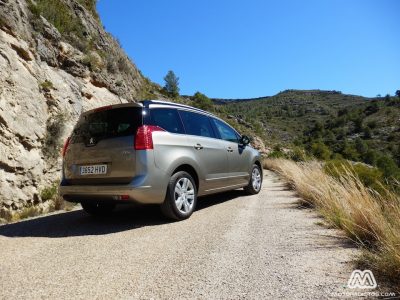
[{"left": 139, "top": 100, "right": 211, "bottom": 115}]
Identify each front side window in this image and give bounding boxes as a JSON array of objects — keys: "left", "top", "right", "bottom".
[
  {"left": 179, "top": 110, "right": 215, "bottom": 138},
  {"left": 150, "top": 108, "right": 184, "bottom": 134},
  {"left": 212, "top": 118, "right": 239, "bottom": 143}
]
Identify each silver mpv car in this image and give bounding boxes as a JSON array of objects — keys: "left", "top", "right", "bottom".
[{"left": 59, "top": 100, "right": 263, "bottom": 220}]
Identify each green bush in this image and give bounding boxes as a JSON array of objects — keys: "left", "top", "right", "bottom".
[
  {"left": 290, "top": 147, "right": 309, "bottom": 162},
  {"left": 355, "top": 137, "right": 368, "bottom": 155},
  {"left": 341, "top": 142, "right": 359, "bottom": 161},
  {"left": 311, "top": 142, "right": 331, "bottom": 160},
  {"left": 40, "top": 184, "right": 58, "bottom": 201},
  {"left": 363, "top": 150, "right": 379, "bottom": 166},
  {"left": 28, "top": 0, "right": 84, "bottom": 37},
  {"left": 42, "top": 113, "right": 66, "bottom": 159},
  {"left": 324, "top": 159, "right": 385, "bottom": 194},
  {"left": 268, "top": 150, "right": 287, "bottom": 159},
  {"left": 192, "top": 92, "right": 213, "bottom": 111},
  {"left": 39, "top": 80, "right": 54, "bottom": 92},
  {"left": 377, "top": 155, "right": 400, "bottom": 180}
]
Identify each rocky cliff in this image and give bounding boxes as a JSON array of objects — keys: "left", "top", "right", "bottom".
[{"left": 0, "top": 0, "right": 159, "bottom": 219}]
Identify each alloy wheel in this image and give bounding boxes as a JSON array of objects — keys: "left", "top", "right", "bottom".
[
  {"left": 174, "top": 177, "right": 195, "bottom": 214},
  {"left": 252, "top": 168, "right": 262, "bottom": 191}
]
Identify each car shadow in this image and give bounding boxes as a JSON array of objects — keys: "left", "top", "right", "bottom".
[{"left": 0, "top": 190, "right": 245, "bottom": 238}]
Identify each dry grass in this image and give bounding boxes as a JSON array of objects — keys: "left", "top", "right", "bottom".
[
  {"left": 3, "top": 195, "right": 76, "bottom": 223},
  {"left": 264, "top": 158, "right": 400, "bottom": 286}
]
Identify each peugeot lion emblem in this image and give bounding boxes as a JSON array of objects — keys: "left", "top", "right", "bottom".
[{"left": 89, "top": 137, "right": 95, "bottom": 145}]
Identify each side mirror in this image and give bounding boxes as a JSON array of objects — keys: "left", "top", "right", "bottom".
[{"left": 239, "top": 135, "right": 250, "bottom": 146}]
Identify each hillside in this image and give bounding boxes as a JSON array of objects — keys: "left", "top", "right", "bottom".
[
  {"left": 215, "top": 90, "right": 400, "bottom": 184},
  {"left": 214, "top": 90, "right": 369, "bottom": 143}
]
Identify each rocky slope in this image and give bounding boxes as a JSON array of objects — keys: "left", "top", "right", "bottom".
[{"left": 0, "top": 0, "right": 158, "bottom": 219}]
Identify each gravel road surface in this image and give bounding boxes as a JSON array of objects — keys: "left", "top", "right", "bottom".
[{"left": 0, "top": 170, "right": 358, "bottom": 299}]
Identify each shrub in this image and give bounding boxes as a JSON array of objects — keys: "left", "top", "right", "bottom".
[
  {"left": 82, "top": 51, "right": 103, "bottom": 71},
  {"left": 355, "top": 137, "right": 368, "bottom": 155},
  {"left": 324, "top": 159, "right": 385, "bottom": 194},
  {"left": 363, "top": 127, "right": 372, "bottom": 139},
  {"left": 341, "top": 142, "right": 359, "bottom": 161},
  {"left": 311, "top": 142, "right": 331, "bottom": 160},
  {"left": 39, "top": 80, "right": 54, "bottom": 92},
  {"left": 42, "top": 113, "right": 66, "bottom": 159},
  {"left": 290, "top": 147, "right": 309, "bottom": 162},
  {"left": 366, "top": 120, "right": 377, "bottom": 129},
  {"left": 11, "top": 206, "right": 41, "bottom": 221},
  {"left": 377, "top": 155, "right": 400, "bottom": 180},
  {"left": 268, "top": 150, "right": 287, "bottom": 159},
  {"left": 40, "top": 184, "right": 58, "bottom": 201},
  {"left": 28, "top": 0, "right": 84, "bottom": 37},
  {"left": 106, "top": 57, "right": 118, "bottom": 73},
  {"left": 363, "top": 150, "right": 378, "bottom": 166},
  {"left": 117, "top": 56, "right": 131, "bottom": 74},
  {"left": 192, "top": 92, "right": 213, "bottom": 111}
]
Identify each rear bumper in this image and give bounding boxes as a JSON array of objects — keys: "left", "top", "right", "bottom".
[
  {"left": 59, "top": 175, "right": 167, "bottom": 205},
  {"left": 59, "top": 185, "right": 154, "bottom": 203}
]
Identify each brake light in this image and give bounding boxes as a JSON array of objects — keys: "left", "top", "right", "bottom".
[
  {"left": 62, "top": 137, "right": 71, "bottom": 157},
  {"left": 134, "top": 125, "right": 165, "bottom": 150}
]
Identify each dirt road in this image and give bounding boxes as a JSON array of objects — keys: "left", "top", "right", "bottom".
[{"left": 0, "top": 170, "right": 358, "bottom": 299}]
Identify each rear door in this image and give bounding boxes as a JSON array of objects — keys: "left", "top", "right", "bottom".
[
  {"left": 211, "top": 118, "right": 251, "bottom": 186},
  {"left": 64, "top": 105, "right": 143, "bottom": 184},
  {"left": 178, "top": 110, "right": 229, "bottom": 192}
]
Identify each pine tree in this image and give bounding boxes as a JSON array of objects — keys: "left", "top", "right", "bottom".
[{"left": 163, "top": 70, "right": 180, "bottom": 98}]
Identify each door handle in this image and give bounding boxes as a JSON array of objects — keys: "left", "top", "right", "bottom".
[
  {"left": 194, "top": 143, "right": 203, "bottom": 150},
  {"left": 227, "top": 147, "right": 234, "bottom": 152}
]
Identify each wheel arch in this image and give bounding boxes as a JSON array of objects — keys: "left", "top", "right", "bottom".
[
  {"left": 171, "top": 164, "right": 200, "bottom": 192},
  {"left": 253, "top": 159, "right": 263, "bottom": 177}
]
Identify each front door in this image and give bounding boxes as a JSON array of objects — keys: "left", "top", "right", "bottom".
[{"left": 211, "top": 118, "right": 250, "bottom": 186}]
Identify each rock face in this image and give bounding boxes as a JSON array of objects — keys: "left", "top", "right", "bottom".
[{"left": 0, "top": 0, "right": 156, "bottom": 218}]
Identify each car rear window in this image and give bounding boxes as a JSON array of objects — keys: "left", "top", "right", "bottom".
[
  {"left": 150, "top": 108, "right": 184, "bottom": 134},
  {"left": 72, "top": 107, "right": 143, "bottom": 143}
]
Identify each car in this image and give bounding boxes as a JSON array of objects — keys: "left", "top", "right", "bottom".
[{"left": 59, "top": 100, "right": 263, "bottom": 220}]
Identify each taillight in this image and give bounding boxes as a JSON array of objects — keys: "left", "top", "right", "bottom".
[
  {"left": 62, "top": 137, "right": 71, "bottom": 157},
  {"left": 134, "top": 125, "right": 165, "bottom": 150}
]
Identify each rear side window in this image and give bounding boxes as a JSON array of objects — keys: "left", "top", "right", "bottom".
[
  {"left": 72, "top": 107, "right": 142, "bottom": 143},
  {"left": 150, "top": 108, "right": 184, "bottom": 134},
  {"left": 179, "top": 110, "right": 215, "bottom": 138},
  {"left": 212, "top": 118, "right": 239, "bottom": 143}
]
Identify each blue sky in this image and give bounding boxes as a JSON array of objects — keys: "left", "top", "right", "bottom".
[{"left": 97, "top": 0, "right": 399, "bottom": 98}]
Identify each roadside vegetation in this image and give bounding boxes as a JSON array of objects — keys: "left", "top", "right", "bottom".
[
  {"left": 264, "top": 158, "right": 400, "bottom": 287},
  {"left": 218, "top": 90, "right": 400, "bottom": 191},
  {"left": 42, "top": 112, "right": 66, "bottom": 160},
  {"left": 0, "top": 181, "right": 76, "bottom": 223}
]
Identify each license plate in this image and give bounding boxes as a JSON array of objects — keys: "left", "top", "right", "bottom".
[{"left": 80, "top": 164, "right": 107, "bottom": 175}]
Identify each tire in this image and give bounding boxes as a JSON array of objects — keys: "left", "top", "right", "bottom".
[
  {"left": 81, "top": 201, "right": 116, "bottom": 216},
  {"left": 160, "top": 171, "right": 197, "bottom": 221},
  {"left": 244, "top": 164, "right": 262, "bottom": 195}
]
